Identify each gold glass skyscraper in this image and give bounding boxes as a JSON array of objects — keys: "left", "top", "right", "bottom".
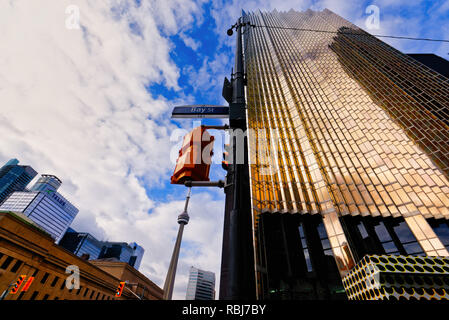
[{"left": 242, "top": 9, "right": 449, "bottom": 299}]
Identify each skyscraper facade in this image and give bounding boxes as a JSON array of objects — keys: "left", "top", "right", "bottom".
[
  {"left": 98, "top": 241, "right": 145, "bottom": 270},
  {"left": 59, "top": 228, "right": 104, "bottom": 260},
  {"left": 59, "top": 229, "right": 145, "bottom": 270},
  {"left": 0, "top": 159, "right": 37, "bottom": 204},
  {"left": 129, "top": 242, "right": 145, "bottom": 270},
  {"left": 241, "top": 9, "right": 449, "bottom": 299},
  {"left": 186, "top": 266, "right": 215, "bottom": 300},
  {"left": 0, "top": 174, "right": 78, "bottom": 243}
]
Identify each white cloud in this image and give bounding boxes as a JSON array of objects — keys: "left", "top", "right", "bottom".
[
  {"left": 185, "top": 52, "right": 230, "bottom": 102},
  {"left": 179, "top": 32, "right": 202, "bottom": 51}
]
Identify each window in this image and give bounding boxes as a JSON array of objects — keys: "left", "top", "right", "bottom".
[
  {"left": 17, "top": 292, "right": 26, "bottom": 300},
  {"left": 0, "top": 256, "right": 14, "bottom": 270},
  {"left": 95, "top": 292, "right": 100, "bottom": 300},
  {"left": 428, "top": 219, "right": 449, "bottom": 250},
  {"left": 83, "top": 288, "right": 89, "bottom": 297},
  {"left": 40, "top": 272, "right": 50, "bottom": 284},
  {"left": 54, "top": 297, "right": 59, "bottom": 300},
  {"left": 357, "top": 223, "right": 369, "bottom": 239},
  {"left": 392, "top": 221, "right": 423, "bottom": 255},
  {"left": 298, "top": 223, "right": 313, "bottom": 272},
  {"left": 317, "top": 223, "right": 333, "bottom": 258},
  {"left": 42, "top": 294, "right": 50, "bottom": 300},
  {"left": 10, "top": 260, "right": 23, "bottom": 273},
  {"left": 90, "top": 290, "right": 95, "bottom": 299},
  {"left": 374, "top": 221, "right": 399, "bottom": 254},
  {"left": 345, "top": 216, "right": 424, "bottom": 258},
  {"left": 29, "top": 291, "right": 39, "bottom": 300},
  {"left": 32, "top": 269, "right": 39, "bottom": 277},
  {"left": 51, "top": 276, "right": 59, "bottom": 287},
  {"left": 76, "top": 286, "right": 82, "bottom": 295}
]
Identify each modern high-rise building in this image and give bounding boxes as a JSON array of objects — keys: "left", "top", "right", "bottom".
[
  {"left": 0, "top": 174, "right": 78, "bottom": 243},
  {"left": 0, "top": 159, "right": 37, "bottom": 204},
  {"left": 59, "top": 227, "right": 104, "bottom": 260},
  {"left": 129, "top": 242, "right": 145, "bottom": 271},
  {"left": 59, "top": 228, "right": 145, "bottom": 270},
  {"left": 98, "top": 241, "right": 145, "bottom": 271},
  {"left": 185, "top": 266, "right": 215, "bottom": 300},
  {"left": 235, "top": 8, "right": 449, "bottom": 300}
]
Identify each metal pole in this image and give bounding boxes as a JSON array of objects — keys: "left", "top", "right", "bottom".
[
  {"left": 220, "top": 16, "right": 256, "bottom": 300},
  {"left": 0, "top": 282, "right": 14, "bottom": 300},
  {"left": 163, "top": 187, "right": 191, "bottom": 300},
  {"left": 124, "top": 284, "right": 142, "bottom": 300}
]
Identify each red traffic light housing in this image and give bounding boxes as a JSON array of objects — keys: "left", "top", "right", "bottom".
[
  {"left": 10, "top": 275, "right": 27, "bottom": 294},
  {"left": 21, "top": 276, "right": 35, "bottom": 292},
  {"left": 171, "top": 126, "right": 214, "bottom": 184},
  {"left": 115, "top": 281, "right": 126, "bottom": 297}
]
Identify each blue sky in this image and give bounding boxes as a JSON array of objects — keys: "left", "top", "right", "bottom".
[{"left": 0, "top": 0, "right": 448, "bottom": 300}]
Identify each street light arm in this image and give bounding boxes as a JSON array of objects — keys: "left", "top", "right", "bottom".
[{"left": 124, "top": 284, "right": 142, "bottom": 300}]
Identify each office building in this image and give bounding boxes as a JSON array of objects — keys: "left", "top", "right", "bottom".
[
  {"left": 99, "top": 241, "right": 145, "bottom": 271},
  {"left": 407, "top": 53, "right": 449, "bottom": 82},
  {"left": 0, "top": 174, "right": 78, "bottom": 243},
  {"left": 237, "top": 9, "right": 449, "bottom": 299},
  {"left": 0, "top": 159, "right": 37, "bottom": 204},
  {"left": 0, "top": 211, "right": 162, "bottom": 300},
  {"left": 59, "top": 228, "right": 104, "bottom": 260},
  {"left": 186, "top": 266, "right": 215, "bottom": 300},
  {"left": 59, "top": 228, "right": 145, "bottom": 270},
  {"left": 128, "top": 242, "right": 144, "bottom": 271},
  {"left": 90, "top": 259, "right": 162, "bottom": 300}
]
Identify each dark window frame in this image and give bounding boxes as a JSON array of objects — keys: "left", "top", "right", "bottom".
[
  {"left": 0, "top": 256, "right": 14, "bottom": 270},
  {"left": 29, "top": 291, "right": 39, "bottom": 300},
  {"left": 40, "top": 272, "right": 50, "bottom": 284},
  {"left": 10, "top": 260, "right": 23, "bottom": 273}
]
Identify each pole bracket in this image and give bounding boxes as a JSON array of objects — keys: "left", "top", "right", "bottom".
[{"left": 184, "top": 180, "right": 225, "bottom": 188}]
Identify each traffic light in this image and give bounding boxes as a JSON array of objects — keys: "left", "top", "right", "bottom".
[
  {"left": 171, "top": 126, "right": 215, "bottom": 184},
  {"left": 222, "top": 143, "right": 231, "bottom": 171},
  {"left": 10, "top": 275, "right": 26, "bottom": 294},
  {"left": 21, "top": 276, "right": 35, "bottom": 292},
  {"left": 115, "top": 281, "right": 125, "bottom": 297}
]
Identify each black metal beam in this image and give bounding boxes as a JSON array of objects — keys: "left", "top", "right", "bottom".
[{"left": 219, "top": 17, "right": 256, "bottom": 300}]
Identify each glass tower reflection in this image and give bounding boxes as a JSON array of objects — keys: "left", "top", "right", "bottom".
[{"left": 242, "top": 9, "right": 449, "bottom": 299}]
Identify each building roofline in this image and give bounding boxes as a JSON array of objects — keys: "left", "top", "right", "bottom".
[
  {"left": 40, "top": 174, "right": 63, "bottom": 183},
  {"left": 90, "top": 260, "right": 163, "bottom": 293}
]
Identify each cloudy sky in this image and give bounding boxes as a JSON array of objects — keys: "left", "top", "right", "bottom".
[{"left": 1, "top": 0, "right": 448, "bottom": 299}]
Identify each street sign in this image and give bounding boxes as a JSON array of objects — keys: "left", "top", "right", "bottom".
[{"left": 171, "top": 105, "right": 229, "bottom": 119}]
